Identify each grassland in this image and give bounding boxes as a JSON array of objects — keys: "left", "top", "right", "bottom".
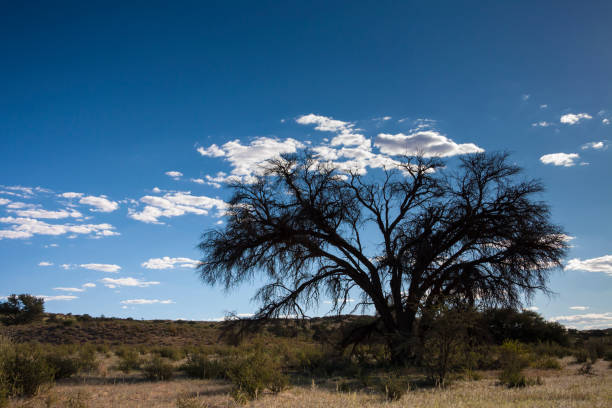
[
  {"left": 1, "top": 314, "right": 611, "bottom": 407},
  {"left": 5, "top": 358, "right": 610, "bottom": 407}
]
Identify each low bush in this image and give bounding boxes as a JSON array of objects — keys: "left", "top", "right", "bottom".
[
  {"left": 497, "top": 340, "right": 536, "bottom": 388},
  {"left": 182, "top": 353, "right": 227, "bottom": 379},
  {"left": 533, "top": 357, "right": 561, "bottom": 370},
  {"left": 45, "top": 351, "right": 80, "bottom": 379},
  {"left": 379, "top": 374, "right": 409, "bottom": 401},
  {"left": 153, "top": 346, "right": 184, "bottom": 361},
  {"left": 227, "top": 347, "right": 289, "bottom": 403},
  {"left": 116, "top": 349, "right": 142, "bottom": 374},
  {"left": 143, "top": 356, "right": 174, "bottom": 381},
  {"left": 0, "top": 338, "right": 54, "bottom": 398}
]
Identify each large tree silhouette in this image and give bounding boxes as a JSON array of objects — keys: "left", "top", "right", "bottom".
[{"left": 198, "top": 152, "right": 567, "bottom": 354}]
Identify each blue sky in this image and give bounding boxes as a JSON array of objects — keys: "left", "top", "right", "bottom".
[{"left": 1, "top": 1, "right": 611, "bottom": 329}]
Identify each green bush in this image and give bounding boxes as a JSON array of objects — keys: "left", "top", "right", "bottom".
[
  {"left": 227, "top": 348, "right": 289, "bottom": 403},
  {"left": 76, "top": 346, "right": 98, "bottom": 373},
  {"left": 181, "top": 353, "right": 227, "bottom": 379},
  {"left": 498, "top": 340, "right": 530, "bottom": 388},
  {"left": 143, "top": 356, "right": 174, "bottom": 381},
  {"left": 0, "top": 339, "right": 54, "bottom": 397},
  {"left": 116, "top": 349, "right": 142, "bottom": 374},
  {"left": 45, "top": 351, "right": 80, "bottom": 379},
  {"left": 153, "top": 346, "right": 183, "bottom": 361}
]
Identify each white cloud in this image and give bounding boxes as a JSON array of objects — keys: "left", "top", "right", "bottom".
[
  {"left": 197, "top": 144, "right": 226, "bottom": 157},
  {"left": 82, "top": 283, "right": 96, "bottom": 288},
  {"left": 0, "top": 198, "right": 9, "bottom": 205},
  {"left": 522, "top": 94, "right": 530, "bottom": 101},
  {"left": 141, "top": 256, "right": 200, "bottom": 269},
  {"left": 12, "top": 208, "right": 82, "bottom": 219},
  {"left": 560, "top": 113, "right": 592, "bottom": 125},
  {"left": 152, "top": 187, "right": 162, "bottom": 193},
  {"left": 53, "top": 287, "right": 85, "bottom": 292},
  {"left": 40, "top": 295, "right": 78, "bottom": 301},
  {"left": 570, "top": 306, "right": 589, "bottom": 311},
  {"left": 38, "top": 261, "right": 53, "bottom": 266},
  {"left": 198, "top": 114, "right": 483, "bottom": 182},
  {"left": 61, "top": 192, "right": 84, "bottom": 199},
  {"left": 531, "top": 121, "right": 553, "bottom": 127},
  {"left": 200, "top": 137, "right": 305, "bottom": 182},
  {"left": 525, "top": 306, "right": 539, "bottom": 311},
  {"left": 120, "top": 299, "right": 174, "bottom": 305},
  {"left": 565, "top": 255, "right": 612, "bottom": 276},
  {"left": 540, "top": 104, "right": 548, "bottom": 109},
  {"left": 0, "top": 217, "right": 119, "bottom": 240},
  {"left": 539, "top": 153, "right": 580, "bottom": 167},
  {"left": 129, "top": 191, "right": 227, "bottom": 224},
  {"left": 79, "top": 195, "right": 119, "bottom": 212},
  {"left": 296, "top": 113, "right": 353, "bottom": 133},
  {"left": 375, "top": 131, "right": 484, "bottom": 157},
  {"left": 80, "top": 263, "right": 121, "bottom": 273},
  {"left": 44, "top": 244, "right": 59, "bottom": 248},
  {"left": 550, "top": 312, "right": 612, "bottom": 329},
  {"left": 603, "top": 118, "right": 610, "bottom": 125},
  {"left": 101, "top": 277, "right": 160, "bottom": 288},
  {"left": 165, "top": 171, "right": 183, "bottom": 180},
  {"left": 581, "top": 141, "right": 607, "bottom": 150},
  {"left": 190, "top": 178, "right": 205, "bottom": 184}
]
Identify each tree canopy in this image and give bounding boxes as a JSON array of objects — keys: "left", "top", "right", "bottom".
[
  {"left": 198, "top": 152, "right": 568, "bottom": 350},
  {"left": 0, "top": 294, "right": 45, "bottom": 325}
]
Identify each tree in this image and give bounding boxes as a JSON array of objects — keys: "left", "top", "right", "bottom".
[
  {"left": 198, "top": 152, "right": 568, "bottom": 358},
  {"left": 0, "top": 294, "right": 45, "bottom": 325}
]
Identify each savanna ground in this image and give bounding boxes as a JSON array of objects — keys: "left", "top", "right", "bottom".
[{"left": 2, "top": 314, "right": 611, "bottom": 407}]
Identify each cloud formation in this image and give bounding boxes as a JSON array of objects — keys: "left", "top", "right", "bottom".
[
  {"left": 165, "top": 171, "right": 183, "bottom": 180},
  {"left": 539, "top": 153, "right": 580, "bottom": 167},
  {"left": 565, "top": 255, "right": 612, "bottom": 276},
  {"left": 551, "top": 312, "right": 612, "bottom": 329},
  {"left": 375, "top": 131, "right": 483, "bottom": 157},
  {"left": 196, "top": 114, "right": 483, "bottom": 185},
  {"left": 560, "top": 113, "right": 592, "bottom": 125},
  {"left": 129, "top": 191, "right": 227, "bottom": 224},
  {"left": 120, "top": 299, "right": 174, "bottom": 305},
  {"left": 581, "top": 141, "right": 607, "bottom": 150},
  {"left": 101, "top": 277, "right": 160, "bottom": 288},
  {"left": 0, "top": 217, "right": 119, "bottom": 240},
  {"left": 141, "top": 257, "right": 200, "bottom": 269},
  {"left": 79, "top": 195, "right": 119, "bottom": 212},
  {"left": 80, "top": 263, "right": 121, "bottom": 273}
]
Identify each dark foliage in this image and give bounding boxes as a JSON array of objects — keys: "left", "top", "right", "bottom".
[
  {"left": 0, "top": 294, "right": 45, "bottom": 325},
  {"left": 480, "top": 308, "right": 569, "bottom": 346},
  {"left": 199, "top": 152, "right": 568, "bottom": 357}
]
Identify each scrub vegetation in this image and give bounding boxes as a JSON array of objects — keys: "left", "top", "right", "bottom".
[{"left": 1, "top": 308, "right": 611, "bottom": 407}]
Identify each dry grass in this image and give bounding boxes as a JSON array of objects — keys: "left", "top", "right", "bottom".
[{"left": 7, "top": 358, "right": 610, "bottom": 407}]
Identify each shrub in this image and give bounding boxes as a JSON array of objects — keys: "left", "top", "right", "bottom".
[
  {"left": 182, "top": 353, "right": 227, "bottom": 379},
  {"left": 153, "top": 346, "right": 183, "bottom": 361},
  {"left": 533, "top": 357, "right": 561, "bottom": 370},
  {"left": 117, "top": 349, "right": 142, "bottom": 374},
  {"left": 379, "top": 374, "right": 409, "bottom": 401},
  {"left": 573, "top": 349, "right": 589, "bottom": 364},
  {"left": 45, "top": 351, "right": 80, "bottom": 379},
  {"left": 498, "top": 340, "right": 530, "bottom": 388},
  {"left": 143, "top": 356, "right": 174, "bottom": 381},
  {"left": 0, "top": 339, "right": 54, "bottom": 397},
  {"left": 227, "top": 348, "right": 289, "bottom": 403},
  {"left": 76, "top": 346, "right": 98, "bottom": 373}
]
